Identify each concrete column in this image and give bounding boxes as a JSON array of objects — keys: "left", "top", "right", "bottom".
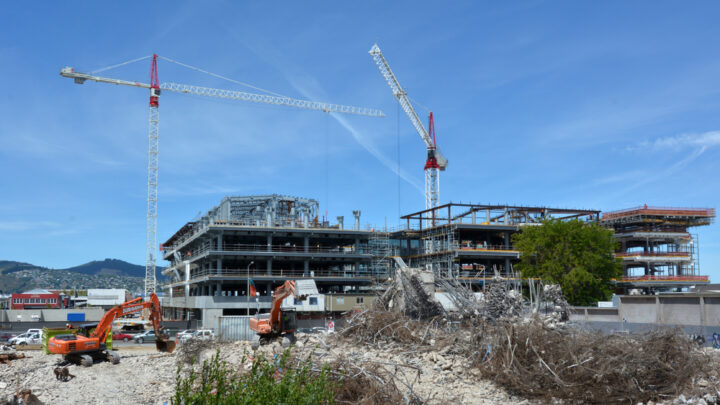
[
  {"left": 217, "top": 233, "right": 223, "bottom": 250},
  {"left": 267, "top": 235, "right": 273, "bottom": 252},
  {"left": 355, "top": 238, "right": 360, "bottom": 253},
  {"left": 504, "top": 258, "right": 510, "bottom": 274},
  {"left": 656, "top": 296, "right": 662, "bottom": 324},
  {"left": 304, "top": 236, "right": 309, "bottom": 253},
  {"left": 267, "top": 259, "right": 272, "bottom": 275},
  {"left": 353, "top": 210, "right": 361, "bottom": 230},
  {"left": 486, "top": 209, "right": 490, "bottom": 224},
  {"left": 504, "top": 232, "right": 510, "bottom": 248},
  {"left": 303, "top": 261, "right": 309, "bottom": 275},
  {"left": 216, "top": 282, "right": 222, "bottom": 296},
  {"left": 184, "top": 261, "right": 190, "bottom": 298},
  {"left": 337, "top": 216, "right": 344, "bottom": 230},
  {"left": 700, "top": 296, "right": 706, "bottom": 326},
  {"left": 472, "top": 211, "right": 476, "bottom": 224},
  {"left": 216, "top": 259, "right": 222, "bottom": 276}
]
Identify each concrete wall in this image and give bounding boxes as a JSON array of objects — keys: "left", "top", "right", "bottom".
[
  {"left": 1, "top": 308, "right": 105, "bottom": 322},
  {"left": 573, "top": 293, "right": 720, "bottom": 327},
  {"left": 201, "top": 309, "right": 223, "bottom": 330}
]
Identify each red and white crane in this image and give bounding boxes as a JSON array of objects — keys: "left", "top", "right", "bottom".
[
  {"left": 60, "top": 54, "right": 385, "bottom": 294},
  {"left": 369, "top": 44, "right": 448, "bottom": 210}
]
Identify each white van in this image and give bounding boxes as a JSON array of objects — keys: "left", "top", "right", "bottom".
[{"left": 9, "top": 331, "right": 42, "bottom": 346}]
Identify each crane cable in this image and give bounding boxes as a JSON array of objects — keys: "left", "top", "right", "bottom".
[
  {"left": 87, "top": 54, "right": 288, "bottom": 99},
  {"left": 90, "top": 55, "right": 152, "bottom": 74},
  {"left": 158, "top": 56, "right": 287, "bottom": 98}
]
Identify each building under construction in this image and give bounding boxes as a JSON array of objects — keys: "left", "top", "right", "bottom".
[
  {"left": 392, "top": 203, "right": 600, "bottom": 285},
  {"left": 600, "top": 205, "right": 715, "bottom": 292},
  {"left": 159, "top": 195, "right": 390, "bottom": 327}
]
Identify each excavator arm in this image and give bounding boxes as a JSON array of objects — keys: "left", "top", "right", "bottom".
[
  {"left": 89, "top": 293, "right": 174, "bottom": 353},
  {"left": 269, "top": 281, "right": 297, "bottom": 331}
]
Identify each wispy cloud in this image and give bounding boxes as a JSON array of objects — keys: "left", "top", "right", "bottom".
[
  {"left": 0, "top": 221, "right": 61, "bottom": 231},
  {"left": 287, "top": 76, "right": 424, "bottom": 193},
  {"left": 632, "top": 130, "right": 720, "bottom": 151}
]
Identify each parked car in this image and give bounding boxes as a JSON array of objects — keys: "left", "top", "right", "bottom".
[
  {"left": 180, "top": 329, "right": 215, "bottom": 344},
  {"left": 0, "top": 332, "right": 17, "bottom": 342},
  {"left": 176, "top": 329, "right": 195, "bottom": 342},
  {"left": 9, "top": 332, "right": 42, "bottom": 346},
  {"left": 133, "top": 330, "right": 156, "bottom": 344},
  {"left": 112, "top": 332, "right": 134, "bottom": 342}
]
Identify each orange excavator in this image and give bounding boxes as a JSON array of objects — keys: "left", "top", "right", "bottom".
[
  {"left": 249, "top": 280, "right": 317, "bottom": 349},
  {"left": 48, "top": 293, "right": 175, "bottom": 366}
]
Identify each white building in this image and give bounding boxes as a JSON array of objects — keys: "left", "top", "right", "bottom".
[{"left": 87, "top": 289, "right": 128, "bottom": 308}]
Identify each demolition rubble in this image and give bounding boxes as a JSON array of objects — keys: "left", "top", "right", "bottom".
[{"left": 1, "top": 268, "right": 720, "bottom": 404}]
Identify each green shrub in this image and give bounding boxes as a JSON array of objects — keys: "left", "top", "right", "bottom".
[{"left": 172, "top": 349, "right": 337, "bottom": 405}]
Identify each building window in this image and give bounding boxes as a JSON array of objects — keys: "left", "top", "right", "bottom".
[
  {"left": 294, "top": 298, "right": 301, "bottom": 305},
  {"left": 336, "top": 297, "right": 344, "bottom": 304},
  {"left": 309, "top": 297, "right": 318, "bottom": 306},
  {"left": 24, "top": 299, "right": 29, "bottom": 304},
  {"left": 356, "top": 297, "right": 364, "bottom": 304}
]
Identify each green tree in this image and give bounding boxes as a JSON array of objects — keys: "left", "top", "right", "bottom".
[{"left": 512, "top": 218, "right": 622, "bottom": 306}]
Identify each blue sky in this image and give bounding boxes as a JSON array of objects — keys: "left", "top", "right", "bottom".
[{"left": 2, "top": 1, "right": 719, "bottom": 281}]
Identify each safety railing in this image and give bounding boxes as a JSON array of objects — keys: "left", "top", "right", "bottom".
[
  {"left": 176, "top": 242, "right": 373, "bottom": 259},
  {"left": 188, "top": 268, "right": 381, "bottom": 281},
  {"left": 616, "top": 251, "right": 690, "bottom": 257},
  {"left": 620, "top": 275, "right": 709, "bottom": 282},
  {"left": 602, "top": 206, "right": 715, "bottom": 220}
]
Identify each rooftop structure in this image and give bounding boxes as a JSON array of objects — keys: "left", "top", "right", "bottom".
[
  {"left": 159, "top": 195, "right": 389, "bottom": 328},
  {"left": 394, "top": 203, "right": 600, "bottom": 283},
  {"left": 600, "top": 205, "right": 715, "bottom": 291}
]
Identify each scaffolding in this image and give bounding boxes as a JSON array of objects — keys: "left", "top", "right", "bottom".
[
  {"left": 600, "top": 205, "right": 714, "bottom": 290},
  {"left": 369, "top": 231, "right": 391, "bottom": 280}
]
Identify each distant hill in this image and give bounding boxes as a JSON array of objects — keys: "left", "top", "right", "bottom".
[
  {"left": 0, "top": 260, "right": 48, "bottom": 274},
  {"left": 60, "top": 258, "right": 146, "bottom": 278},
  {"left": 0, "top": 258, "right": 166, "bottom": 283}
]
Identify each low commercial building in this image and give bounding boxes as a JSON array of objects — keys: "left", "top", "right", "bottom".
[
  {"left": 86, "top": 289, "right": 130, "bottom": 308},
  {"left": 10, "top": 289, "right": 61, "bottom": 310}
]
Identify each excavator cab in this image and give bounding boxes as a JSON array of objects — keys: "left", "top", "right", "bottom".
[{"left": 280, "top": 308, "right": 297, "bottom": 332}]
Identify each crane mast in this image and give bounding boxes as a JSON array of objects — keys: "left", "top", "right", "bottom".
[
  {"left": 146, "top": 55, "right": 160, "bottom": 293},
  {"left": 368, "top": 43, "right": 448, "bottom": 210},
  {"left": 60, "top": 56, "right": 385, "bottom": 294}
]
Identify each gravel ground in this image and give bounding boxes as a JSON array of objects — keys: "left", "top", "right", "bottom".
[
  {"left": 2, "top": 336, "right": 716, "bottom": 404},
  {"left": 0, "top": 335, "right": 521, "bottom": 405}
]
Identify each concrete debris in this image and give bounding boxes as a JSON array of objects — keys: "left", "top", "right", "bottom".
[
  {"left": 0, "top": 353, "right": 27, "bottom": 365},
  {"left": 378, "top": 266, "right": 445, "bottom": 319},
  {"left": 481, "top": 277, "right": 523, "bottom": 322}
]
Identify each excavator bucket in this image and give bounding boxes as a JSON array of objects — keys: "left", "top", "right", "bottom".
[{"left": 155, "top": 334, "right": 176, "bottom": 353}]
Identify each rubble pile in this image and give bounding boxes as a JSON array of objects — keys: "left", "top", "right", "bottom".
[
  {"left": 481, "top": 278, "right": 523, "bottom": 322},
  {"left": 378, "top": 267, "right": 445, "bottom": 319}
]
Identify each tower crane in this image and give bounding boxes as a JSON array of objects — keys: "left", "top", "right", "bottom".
[
  {"left": 60, "top": 54, "right": 385, "bottom": 294},
  {"left": 368, "top": 44, "right": 448, "bottom": 210}
]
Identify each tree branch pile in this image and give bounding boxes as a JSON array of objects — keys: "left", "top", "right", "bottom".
[{"left": 475, "top": 320, "right": 713, "bottom": 404}]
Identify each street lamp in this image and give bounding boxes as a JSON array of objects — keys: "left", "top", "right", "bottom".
[{"left": 246, "top": 261, "right": 255, "bottom": 315}]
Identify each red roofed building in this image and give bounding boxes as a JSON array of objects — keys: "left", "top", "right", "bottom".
[{"left": 10, "top": 289, "right": 60, "bottom": 310}]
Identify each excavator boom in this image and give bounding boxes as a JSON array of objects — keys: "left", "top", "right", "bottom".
[{"left": 48, "top": 293, "right": 174, "bottom": 365}]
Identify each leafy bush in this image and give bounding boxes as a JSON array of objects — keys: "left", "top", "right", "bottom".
[{"left": 172, "top": 349, "right": 337, "bottom": 405}]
